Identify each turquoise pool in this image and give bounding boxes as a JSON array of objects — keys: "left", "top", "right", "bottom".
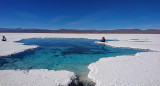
[{"left": 0, "top": 38, "right": 147, "bottom": 76}]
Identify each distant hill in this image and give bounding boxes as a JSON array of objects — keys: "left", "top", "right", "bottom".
[{"left": 0, "top": 28, "right": 160, "bottom": 34}]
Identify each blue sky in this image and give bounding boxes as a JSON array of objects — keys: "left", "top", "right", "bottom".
[{"left": 0, "top": 0, "right": 160, "bottom": 30}]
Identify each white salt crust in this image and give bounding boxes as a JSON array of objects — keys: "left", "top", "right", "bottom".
[{"left": 0, "top": 33, "right": 160, "bottom": 86}]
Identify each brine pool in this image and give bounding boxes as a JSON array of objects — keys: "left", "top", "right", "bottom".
[{"left": 0, "top": 38, "right": 148, "bottom": 79}]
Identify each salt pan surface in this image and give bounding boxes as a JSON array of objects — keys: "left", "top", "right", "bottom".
[
  {"left": 0, "top": 69, "right": 75, "bottom": 86},
  {"left": 0, "top": 33, "right": 160, "bottom": 86}
]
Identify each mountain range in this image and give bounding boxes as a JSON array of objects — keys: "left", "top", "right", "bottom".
[{"left": 0, "top": 28, "right": 160, "bottom": 34}]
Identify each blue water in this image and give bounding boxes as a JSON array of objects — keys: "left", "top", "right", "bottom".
[{"left": 0, "top": 38, "right": 147, "bottom": 76}]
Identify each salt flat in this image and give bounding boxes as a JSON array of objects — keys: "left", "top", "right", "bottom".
[
  {"left": 88, "top": 52, "right": 160, "bottom": 86},
  {"left": 0, "top": 33, "right": 160, "bottom": 86},
  {"left": 0, "top": 69, "right": 75, "bottom": 86}
]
